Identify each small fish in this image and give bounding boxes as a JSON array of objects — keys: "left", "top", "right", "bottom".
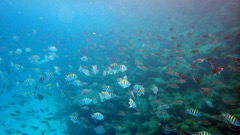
[
  {"left": 192, "top": 76, "right": 201, "bottom": 85},
  {"left": 157, "top": 111, "right": 170, "bottom": 119},
  {"left": 133, "top": 84, "right": 145, "bottom": 96},
  {"left": 81, "top": 106, "right": 90, "bottom": 110},
  {"left": 129, "top": 98, "right": 136, "bottom": 108},
  {"left": 99, "top": 91, "right": 112, "bottom": 101},
  {"left": 15, "top": 130, "right": 22, "bottom": 133},
  {"left": 193, "top": 58, "right": 204, "bottom": 63},
  {"left": 162, "top": 124, "right": 176, "bottom": 134},
  {"left": 205, "top": 100, "right": 214, "bottom": 108},
  {"left": 211, "top": 67, "right": 223, "bottom": 75},
  {"left": 62, "top": 131, "right": 69, "bottom": 134},
  {"left": 79, "top": 98, "right": 92, "bottom": 105},
  {"left": 176, "top": 78, "right": 186, "bottom": 84},
  {"left": 41, "top": 131, "right": 45, "bottom": 135},
  {"left": 37, "top": 94, "right": 44, "bottom": 101},
  {"left": 81, "top": 89, "right": 92, "bottom": 95},
  {"left": 193, "top": 131, "right": 211, "bottom": 135},
  {"left": 40, "top": 108, "right": 44, "bottom": 112},
  {"left": 110, "top": 63, "right": 119, "bottom": 71},
  {"left": 190, "top": 49, "right": 199, "bottom": 53},
  {"left": 198, "top": 120, "right": 211, "bottom": 125},
  {"left": 4, "top": 130, "right": 12, "bottom": 135},
  {"left": 80, "top": 56, "right": 88, "bottom": 61},
  {"left": 91, "top": 112, "right": 104, "bottom": 120},
  {"left": 45, "top": 72, "right": 54, "bottom": 78},
  {"left": 14, "top": 117, "right": 20, "bottom": 121},
  {"left": 189, "top": 64, "right": 198, "bottom": 69},
  {"left": 222, "top": 112, "right": 240, "bottom": 127},
  {"left": 39, "top": 76, "right": 45, "bottom": 82},
  {"left": 199, "top": 88, "right": 212, "bottom": 97},
  {"left": 137, "top": 65, "right": 148, "bottom": 70},
  {"left": 48, "top": 46, "right": 58, "bottom": 52},
  {"left": 130, "top": 91, "right": 135, "bottom": 99},
  {"left": 65, "top": 73, "right": 78, "bottom": 81},
  {"left": 92, "top": 65, "right": 99, "bottom": 74},
  {"left": 119, "top": 65, "right": 127, "bottom": 72},
  {"left": 45, "top": 108, "right": 49, "bottom": 111},
  {"left": 102, "top": 85, "right": 112, "bottom": 92},
  {"left": 71, "top": 80, "right": 82, "bottom": 86},
  {"left": 10, "top": 102, "right": 15, "bottom": 105},
  {"left": 50, "top": 129, "right": 56, "bottom": 132},
  {"left": 172, "top": 100, "right": 183, "bottom": 105},
  {"left": 186, "top": 109, "right": 201, "bottom": 117},
  {"left": 81, "top": 69, "right": 91, "bottom": 76},
  {"left": 69, "top": 112, "right": 80, "bottom": 124},
  {"left": 117, "top": 76, "right": 131, "bottom": 88},
  {"left": 44, "top": 117, "right": 52, "bottom": 120},
  {"left": 9, "top": 113, "right": 16, "bottom": 116},
  {"left": 2, "top": 123, "right": 6, "bottom": 127},
  {"left": 21, "top": 124, "right": 27, "bottom": 128}
]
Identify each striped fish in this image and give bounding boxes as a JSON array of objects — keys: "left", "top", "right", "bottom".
[
  {"left": 193, "top": 131, "right": 211, "bottom": 135},
  {"left": 186, "top": 109, "right": 201, "bottom": 117},
  {"left": 91, "top": 112, "right": 104, "bottom": 120},
  {"left": 222, "top": 112, "right": 240, "bottom": 126},
  {"left": 80, "top": 98, "right": 92, "bottom": 105},
  {"left": 110, "top": 63, "right": 119, "bottom": 70},
  {"left": 133, "top": 84, "right": 145, "bottom": 96},
  {"left": 69, "top": 112, "right": 80, "bottom": 124},
  {"left": 119, "top": 65, "right": 127, "bottom": 72},
  {"left": 45, "top": 72, "right": 54, "bottom": 78},
  {"left": 129, "top": 98, "right": 136, "bottom": 108},
  {"left": 99, "top": 91, "right": 112, "bottom": 101},
  {"left": 102, "top": 85, "right": 112, "bottom": 92},
  {"left": 117, "top": 76, "right": 131, "bottom": 88}
]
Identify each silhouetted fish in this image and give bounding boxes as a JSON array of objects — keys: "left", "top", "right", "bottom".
[
  {"left": 40, "top": 108, "right": 44, "bottom": 112},
  {"left": 2, "top": 123, "right": 6, "bottom": 127},
  {"left": 30, "top": 126, "right": 38, "bottom": 130},
  {"left": 16, "top": 130, "right": 22, "bottom": 133},
  {"left": 10, "top": 113, "right": 16, "bottom": 116},
  {"left": 14, "top": 117, "right": 20, "bottom": 121},
  {"left": 39, "top": 76, "right": 45, "bottom": 82},
  {"left": 4, "top": 130, "right": 11, "bottom": 135},
  {"left": 41, "top": 131, "right": 45, "bottom": 135},
  {"left": 37, "top": 94, "right": 44, "bottom": 101},
  {"left": 15, "top": 110, "right": 21, "bottom": 114},
  {"left": 50, "top": 129, "right": 56, "bottom": 132},
  {"left": 21, "top": 124, "right": 27, "bottom": 128},
  {"left": 62, "top": 131, "right": 69, "bottom": 134}
]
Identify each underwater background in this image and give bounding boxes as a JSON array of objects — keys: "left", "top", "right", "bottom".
[{"left": 0, "top": 0, "right": 240, "bottom": 135}]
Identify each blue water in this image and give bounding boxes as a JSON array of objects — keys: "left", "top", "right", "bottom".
[{"left": 0, "top": 0, "right": 240, "bottom": 135}]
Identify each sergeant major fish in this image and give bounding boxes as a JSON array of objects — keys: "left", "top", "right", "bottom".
[
  {"left": 117, "top": 76, "right": 131, "bottom": 88},
  {"left": 91, "top": 112, "right": 104, "bottom": 120},
  {"left": 80, "top": 98, "right": 92, "bottom": 105},
  {"left": 186, "top": 109, "right": 201, "bottom": 117},
  {"left": 129, "top": 98, "right": 136, "bottom": 108},
  {"left": 222, "top": 112, "right": 240, "bottom": 127}
]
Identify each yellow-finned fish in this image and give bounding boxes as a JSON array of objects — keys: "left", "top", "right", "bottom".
[
  {"left": 117, "top": 76, "right": 131, "bottom": 88},
  {"left": 129, "top": 98, "right": 136, "bottom": 108},
  {"left": 222, "top": 112, "right": 240, "bottom": 127},
  {"left": 193, "top": 131, "right": 211, "bottom": 135},
  {"left": 186, "top": 109, "right": 201, "bottom": 117}
]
